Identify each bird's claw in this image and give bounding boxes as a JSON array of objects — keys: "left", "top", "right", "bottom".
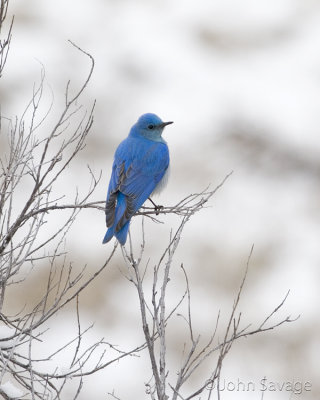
[{"left": 154, "top": 205, "right": 163, "bottom": 215}]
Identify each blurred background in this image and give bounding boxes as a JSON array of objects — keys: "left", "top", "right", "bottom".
[{"left": 1, "top": 0, "right": 320, "bottom": 399}]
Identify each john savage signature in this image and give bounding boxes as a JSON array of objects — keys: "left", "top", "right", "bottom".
[{"left": 206, "top": 377, "right": 312, "bottom": 395}]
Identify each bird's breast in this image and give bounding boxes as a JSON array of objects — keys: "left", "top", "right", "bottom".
[{"left": 152, "top": 166, "right": 170, "bottom": 195}]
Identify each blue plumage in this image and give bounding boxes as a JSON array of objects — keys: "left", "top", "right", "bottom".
[{"left": 102, "top": 113, "right": 173, "bottom": 245}]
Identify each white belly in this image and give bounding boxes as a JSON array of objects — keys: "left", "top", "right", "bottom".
[{"left": 152, "top": 166, "right": 170, "bottom": 196}]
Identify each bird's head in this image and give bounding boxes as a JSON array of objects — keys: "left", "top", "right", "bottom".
[{"left": 133, "top": 113, "right": 173, "bottom": 141}]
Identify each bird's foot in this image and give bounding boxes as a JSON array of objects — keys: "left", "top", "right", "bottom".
[
  {"left": 148, "top": 197, "right": 163, "bottom": 215},
  {"left": 154, "top": 204, "right": 163, "bottom": 215}
]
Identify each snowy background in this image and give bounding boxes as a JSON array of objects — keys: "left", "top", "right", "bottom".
[{"left": 1, "top": 0, "right": 320, "bottom": 399}]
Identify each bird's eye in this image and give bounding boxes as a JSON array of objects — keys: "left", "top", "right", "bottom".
[{"left": 148, "top": 124, "right": 154, "bottom": 130}]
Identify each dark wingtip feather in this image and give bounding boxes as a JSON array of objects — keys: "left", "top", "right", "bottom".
[
  {"left": 115, "top": 196, "right": 135, "bottom": 232},
  {"left": 105, "top": 192, "right": 117, "bottom": 227}
]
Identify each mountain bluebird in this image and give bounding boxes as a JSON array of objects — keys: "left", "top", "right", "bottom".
[{"left": 102, "top": 113, "right": 173, "bottom": 245}]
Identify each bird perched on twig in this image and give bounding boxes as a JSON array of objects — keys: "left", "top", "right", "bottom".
[{"left": 102, "top": 113, "right": 173, "bottom": 245}]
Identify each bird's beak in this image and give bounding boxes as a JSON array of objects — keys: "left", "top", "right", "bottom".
[{"left": 160, "top": 121, "right": 174, "bottom": 128}]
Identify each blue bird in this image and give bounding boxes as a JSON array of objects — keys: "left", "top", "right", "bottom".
[{"left": 102, "top": 113, "right": 173, "bottom": 245}]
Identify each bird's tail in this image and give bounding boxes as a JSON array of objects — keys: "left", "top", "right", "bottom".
[
  {"left": 102, "top": 221, "right": 130, "bottom": 245},
  {"left": 115, "top": 221, "right": 130, "bottom": 245},
  {"left": 102, "top": 227, "right": 114, "bottom": 244},
  {"left": 102, "top": 193, "right": 130, "bottom": 245}
]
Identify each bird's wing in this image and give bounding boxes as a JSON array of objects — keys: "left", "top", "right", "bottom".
[
  {"left": 105, "top": 160, "right": 126, "bottom": 227},
  {"left": 105, "top": 140, "right": 169, "bottom": 231},
  {"left": 120, "top": 142, "right": 169, "bottom": 201}
]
